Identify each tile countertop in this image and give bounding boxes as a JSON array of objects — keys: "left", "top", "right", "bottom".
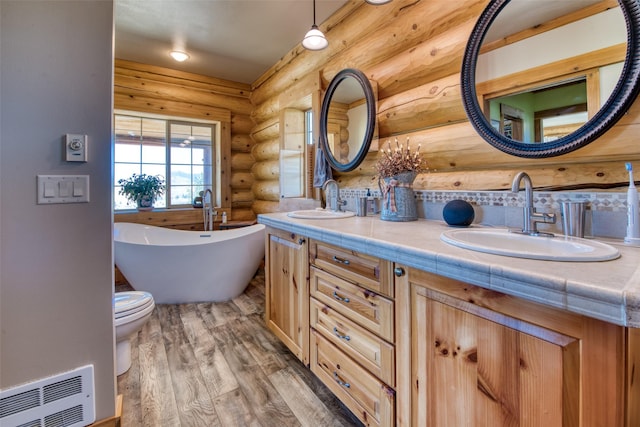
[{"left": 258, "top": 212, "right": 640, "bottom": 328}]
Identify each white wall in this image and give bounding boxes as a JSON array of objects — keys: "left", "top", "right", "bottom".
[
  {"left": 0, "top": 0, "right": 116, "bottom": 421},
  {"left": 347, "top": 102, "right": 367, "bottom": 160}
]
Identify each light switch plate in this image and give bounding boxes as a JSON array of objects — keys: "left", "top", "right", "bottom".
[{"left": 37, "top": 175, "right": 90, "bottom": 204}]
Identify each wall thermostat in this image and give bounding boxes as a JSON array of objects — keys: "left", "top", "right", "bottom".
[{"left": 65, "top": 134, "right": 87, "bottom": 162}]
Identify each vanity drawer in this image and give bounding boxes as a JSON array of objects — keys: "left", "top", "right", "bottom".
[
  {"left": 309, "top": 240, "right": 393, "bottom": 298},
  {"left": 310, "top": 297, "right": 395, "bottom": 386},
  {"left": 310, "top": 329, "right": 395, "bottom": 427},
  {"left": 311, "top": 267, "right": 394, "bottom": 342}
]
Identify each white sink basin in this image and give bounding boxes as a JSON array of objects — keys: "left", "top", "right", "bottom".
[
  {"left": 287, "top": 209, "right": 355, "bottom": 219},
  {"left": 440, "top": 228, "right": 620, "bottom": 262}
]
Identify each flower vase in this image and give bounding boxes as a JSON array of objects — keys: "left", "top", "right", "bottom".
[
  {"left": 379, "top": 171, "right": 418, "bottom": 222},
  {"left": 136, "top": 196, "right": 154, "bottom": 211}
]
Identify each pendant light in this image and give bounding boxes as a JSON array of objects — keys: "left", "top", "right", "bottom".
[
  {"left": 365, "top": 0, "right": 393, "bottom": 4},
  {"left": 302, "top": 0, "right": 328, "bottom": 51}
]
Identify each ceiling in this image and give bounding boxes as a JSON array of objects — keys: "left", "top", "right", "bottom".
[
  {"left": 114, "top": 0, "right": 348, "bottom": 85},
  {"left": 115, "top": 1, "right": 611, "bottom": 85}
]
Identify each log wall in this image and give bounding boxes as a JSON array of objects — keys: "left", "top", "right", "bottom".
[
  {"left": 114, "top": 59, "right": 255, "bottom": 221},
  {"left": 250, "top": 0, "right": 640, "bottom": 213}
]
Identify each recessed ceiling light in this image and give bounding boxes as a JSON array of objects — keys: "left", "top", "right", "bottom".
[{"left": 170, "top": 51, "right": 189, "bottom": 62}]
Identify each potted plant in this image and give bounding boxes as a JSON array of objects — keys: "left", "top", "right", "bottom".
[
  {"left": 375, "top": 137, "right": 426, "bottom": 222},
  {"left": 118, "top": 173, "right": 165, "bottom": 211}
]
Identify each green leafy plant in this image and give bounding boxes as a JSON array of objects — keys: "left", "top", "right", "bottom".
[{"left": 118, "top": 173, "right": 165, "bottom": 206}]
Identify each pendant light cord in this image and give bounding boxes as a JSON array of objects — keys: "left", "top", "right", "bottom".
[{"left": 312, "top": 0, "right": 317, "bottom": 26}]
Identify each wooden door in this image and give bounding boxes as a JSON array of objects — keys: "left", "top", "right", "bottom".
[{"left": 264, "top": 227, "right": 309, "bottom": 365}]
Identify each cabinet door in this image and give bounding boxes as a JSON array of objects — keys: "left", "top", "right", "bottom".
[
  {"left": 413, "top": 287, "right": 569, "bottom": 427},
  {"left": 395, "top": 267, "right": 625, "bottom": 427},
  {"left": 265, "top": 228, "right": 309, "bottom": 365}
]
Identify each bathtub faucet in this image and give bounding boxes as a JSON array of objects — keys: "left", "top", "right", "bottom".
[
  {"left": 323, "top": 179, "right": 346, "bottom": 212},
  {"left": 202, "top": 189, "right": 216, "bottom": 231}
]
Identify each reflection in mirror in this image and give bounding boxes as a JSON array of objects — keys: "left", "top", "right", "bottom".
[
  {"left": 462, "top": 0, "right": 640, "bottom": 157},
  {"left": 325, "top": 76, "right": 368, "bottom": 164},
  {"left": 320, "top": 69, "right": 376, "bottom": 172},
  {"left": 479, "top": 1, "right": 625, "bottom": 144},
  {"left": 487, "top": 77, "right": 588, "bottom": 143}
]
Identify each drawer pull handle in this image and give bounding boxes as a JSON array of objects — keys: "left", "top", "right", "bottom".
[
  {"left": 333, "top": 327, "right": 351, "bottom": 341},
  {"left": 333, "top": 372, "right": 351, "bottom": 388},
  {"left": 332, "top": 255, "right": 350, "bottom": 265},
  {"left": 333, "top": 291, "right": 350, "bottom": 303}
]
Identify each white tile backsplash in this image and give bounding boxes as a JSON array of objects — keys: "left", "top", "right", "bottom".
[{"left": 339, "top": 188, "right": 629, "bottom": 240}]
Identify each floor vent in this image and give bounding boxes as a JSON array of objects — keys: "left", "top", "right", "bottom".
[{"left": 0, "top": 365, "right": 95, "bottom": 427}]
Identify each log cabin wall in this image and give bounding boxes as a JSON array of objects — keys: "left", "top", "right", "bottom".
[
  {"left": 250, "top": 0, "right": 640, "bottom": 215},
  {"left": 114, "top": 59, "right": 255, "bottom": 225}
]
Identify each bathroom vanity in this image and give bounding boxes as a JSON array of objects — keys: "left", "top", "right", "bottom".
[{"left": 259, "top": 213, "right": 640, "bottom": 427}]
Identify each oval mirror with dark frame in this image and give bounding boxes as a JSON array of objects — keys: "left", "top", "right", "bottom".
[
  {"left": 461, "top": 0, "right": 640, "bottom": 158},
  {"left": 320, "top": 68, "right": 376, "bottom": 172}
]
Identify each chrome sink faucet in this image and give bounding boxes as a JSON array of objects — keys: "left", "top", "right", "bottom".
[
  {"left": 511, "top": 172, "right": 556, "bottom": 236},
  {"left": 323, "top": 179, "right": 346, "bottom": 212}
]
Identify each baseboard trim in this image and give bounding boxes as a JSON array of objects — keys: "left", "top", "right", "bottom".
[{"left": 91, "top": 394, "right": 122, "bottom": 427}]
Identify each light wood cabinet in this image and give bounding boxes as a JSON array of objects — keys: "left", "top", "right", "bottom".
[
  {"left": 395, "top": 266, "right": 629, "bottom": 427},
  {"left": 264, "top": 227, "right": 309, "bottom": 365},
  {"left": 264, "top": 225, "right": 640, "bottom": 427},
  {"left": 309, "top": 240, "right": 395, "bottom": 426}
]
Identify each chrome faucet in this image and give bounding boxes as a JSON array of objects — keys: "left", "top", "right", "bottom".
[
  {"left": 202, "top": 189, "right": 216, "bottom": 231},
  {"left": 511, "top": 172, "right": 556, "bottom": 236},
  {"left": 323, "top": 179, "right": 346, "bottom": 212}
]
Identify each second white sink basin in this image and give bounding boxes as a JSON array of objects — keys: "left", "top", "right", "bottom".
[
  {"left": 441, "top": 228, "right": 620, "bottom": 262},
  {"left": 287, "top": 209, "right": 355, "bottom": 219}
]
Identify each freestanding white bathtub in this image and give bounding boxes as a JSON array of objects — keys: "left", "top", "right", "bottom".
[{"left": 114, "top": 222, "right": 265, "bottom": 304}]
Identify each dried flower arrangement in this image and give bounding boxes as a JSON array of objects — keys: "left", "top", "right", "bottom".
[{"left": 375, "top": 137, "right": 426, "bottom": 179}]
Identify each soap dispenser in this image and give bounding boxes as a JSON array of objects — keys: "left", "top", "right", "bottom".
[{"left": 366, "top": 188, "right": 375, "bottom": 214}]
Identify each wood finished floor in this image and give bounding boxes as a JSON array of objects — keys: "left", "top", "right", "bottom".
[{"left": 116, "top": 268, "right": 363, "bottom": 427}]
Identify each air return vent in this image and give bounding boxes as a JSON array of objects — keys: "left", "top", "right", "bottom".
[{"left": 0, "top": 365, "right": 95, "bottom": 427}]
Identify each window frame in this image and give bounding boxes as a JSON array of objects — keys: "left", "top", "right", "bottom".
[
  {"left": 113, "top": 110, "right": 221, "bottom": 211},
  {"left": 167, "top": 120, "right": 216, "bottom": 208}
]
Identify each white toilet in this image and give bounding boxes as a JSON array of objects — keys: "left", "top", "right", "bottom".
[{"left": 114, "top": 291, "right": 155, "bottom": 376}]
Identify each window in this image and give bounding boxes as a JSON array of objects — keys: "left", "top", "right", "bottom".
[
  {"left": 114, "top": 113, "right": 217, "bottom": 210},
  {"left": 280, "top": 108, "right": 315, "bottom": 199},
  {"left": 306, "top": 109, "right": 314, "bottom": 146}
]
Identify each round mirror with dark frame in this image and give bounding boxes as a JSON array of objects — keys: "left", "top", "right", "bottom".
[
  {"left": 461, "top": 0, "right": 640, "bottom": 158},
  {"left": 320, "top": 68, "right": 376, "bottom": 172}
]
